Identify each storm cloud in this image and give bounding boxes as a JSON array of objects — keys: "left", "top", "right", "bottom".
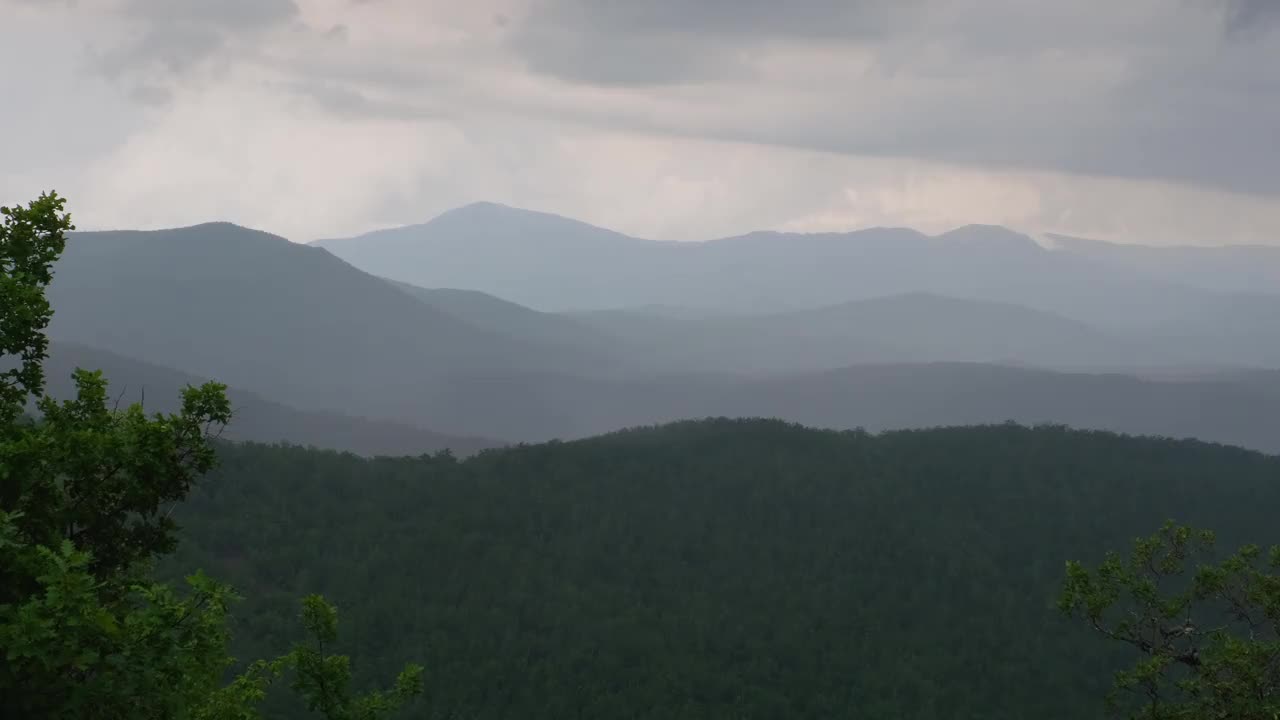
[{"left": 0, "top": 0, "right": 1277, "bottom": 244}]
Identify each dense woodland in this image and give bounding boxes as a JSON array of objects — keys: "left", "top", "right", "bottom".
[{"left": 166, "top": 420, "right": 1280, "bottom": 719}]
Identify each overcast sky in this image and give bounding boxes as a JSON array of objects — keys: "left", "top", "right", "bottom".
[{"left": 2, "top": 0, "right": 1278, "bottom": 245}]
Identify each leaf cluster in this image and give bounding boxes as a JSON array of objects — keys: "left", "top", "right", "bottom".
[{"left": 1061, "top": 521, "right": 1280, "bottom": 719}]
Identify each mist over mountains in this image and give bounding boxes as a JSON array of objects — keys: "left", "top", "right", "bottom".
[
  {"left": 42, "top": 202, "right": 1280, "bottom": 454},
  {"left": 1049, "top": 233, "right": 1280, "bottom": 295},
  {"left": 38, "top": 342, "right": 498, "bottom": 457}
]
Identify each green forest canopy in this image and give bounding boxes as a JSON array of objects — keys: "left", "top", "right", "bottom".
[{"left": 172, "top": 419, "right": 1280, "bottom": 719}]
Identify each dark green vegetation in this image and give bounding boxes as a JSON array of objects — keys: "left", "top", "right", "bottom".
[
  {"left": 171, "top": 420, "right": 1280, "bottom": 719},
  {"left": 1061, "top": 522, "right": 1280, "bottom": 718}
]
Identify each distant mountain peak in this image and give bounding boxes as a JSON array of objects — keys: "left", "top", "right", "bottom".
[
  {"left": 72, "top": 220, "right": 257, "bottom": 236},
  {"left": 177, "top": 220, "right": 254, "bottom": 231},
  {"left": 369, "top": 201, "right": 650, "bottom": 248},
  {"left": 68, "top": 221, "right": 292, "bottom": 254},
  {"left": 435, "top": 201, "right": 589, "bottom": 227},
  {"left": 447, "top": 200, "right": 518, "bottom": 215},
  {"left": 937, "top": 224, "right": 1044, "bottom": 251}
]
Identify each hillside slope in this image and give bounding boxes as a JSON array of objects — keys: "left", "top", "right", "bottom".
[
  {"left": 40, "top": 342, "right": 497, "bottom": 456},
  {"left": 171, "top": 420, "right": 1280, "bottom": 720},
  {"left": 389, "top": 279, "right": 618, "bottom": 359},
  {"left": 46, "top": 223, "right": 607, "bottom": 420},
  {"left": 409, "top": 363, "right": 1280, "bottom": 453},
  {"left": 316, "top": 205, "right": 1280, "bottom": 363},
  {"left": 570, "top": 293, "right": 1165, "bottom": 372},
  {"left": 316, "top": 202, "right": 672, "bottom": 311},
  {"left": 1050, "top": 233, "right": 1280, "bottom": 295}
]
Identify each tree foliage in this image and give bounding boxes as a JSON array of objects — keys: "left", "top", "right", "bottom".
[
  {"left": 1, "top": 192, "right": 71, "bottom": 423},
  {"left": 0, "top": 192, "right": 421, "bottom": 719},
  {"left": 1061, "top": 521, "right": 1280, "bottom": 719},
  {"left": 171, "top": 421, "right": 1280, "bottom": 719}
]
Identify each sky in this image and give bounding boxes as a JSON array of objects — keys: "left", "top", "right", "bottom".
[{"left": 2, "top": 0, "right": 1278, "bottom": 245}]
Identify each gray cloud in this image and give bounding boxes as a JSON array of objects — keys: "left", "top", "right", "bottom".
[
  {"left": 99, "top": 24, "right": 223, "bottom": 77},
  {"left": 509, "top": 30, "right": 747, "bottom": 86},
  {"left": 1223, "top": 0, "right": 1280, "bottom": 35},
  {"left": 2, "top": 0, "right": 1278, "bottom": 244},
  {"left": 126, "top": 83, "right": 174, "bottom": 107},
  {"left": 119, "top": 0, "right": 298, "bottom": 30},
  {"left": 488, "top": 0, "right": 1280, "bottom": 195},
  {"left": 92, "top": 0, "right": 299, "bottom": 98},
  {"left": 282, "top": 80, "right": 445, "bottom": 121},
  {"left": 521, "top": 0, "right": 905, "bottom": 41},
  {"left": 510, "top": 0, "right": 907, "bottom": 85}
]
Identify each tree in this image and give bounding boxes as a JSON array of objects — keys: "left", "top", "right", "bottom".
[
  {"left": 199, "top": 595, "right": 424, "bottom": 720},
  {"left": 0, "top": 192, "right": 421, "bottom": 719},
  {"left": 0, "top": 192, "right": 69, "bottom": 427},
  {"left": 1060, "top": 521, "right": 1280, "bottom": 719}
]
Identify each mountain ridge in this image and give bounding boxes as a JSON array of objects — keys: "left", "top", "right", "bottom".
[
  {"left": 38, "top": 341, "right": 500, "bottom": 456},
  {"left": 310, "top": 202, "right": 1280, "bottom": 338},
  {"left": 47, "top": 222, "right": 615, "bottom": 423}
]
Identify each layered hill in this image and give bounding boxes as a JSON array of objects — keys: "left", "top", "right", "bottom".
[
  {"left": 408, "top": 363, "right": 1280, "bottom": 453},
  {"left": 570, "top": 293, "right": 1169, "bottom": 373},
  {"left": 1050, "top": 233, "right": 1280, "bottom": 295},
  {"left": 40, "top": 342, "right": 497, "bottom": 456},
  {"left": 170, "top": 420, "right": 1280, "bottom": 719},
  {"left": 42, "top": 217, "right": 1280, "bottom": 452},
  {"left": 46, "top": 223, "right": 616, "bottom": 422},
  {"left": 389, "top": 279, "right": 616, "bottom": 359},
  {"left": 314, "top": 204, "right": 1280, "bottom": 367}
]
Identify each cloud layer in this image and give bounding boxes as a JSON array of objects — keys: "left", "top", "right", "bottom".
[{"left": 1, "top": 0, "right": 1277, "bottom": 245}]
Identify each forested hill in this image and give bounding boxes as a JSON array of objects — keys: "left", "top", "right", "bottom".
[{"left": 170, "top": 420, "right": 1280, "bottom": 720}]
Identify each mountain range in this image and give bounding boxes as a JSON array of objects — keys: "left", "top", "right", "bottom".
[
  {"left": 316, "top": 204, "right": 1278, "bottom": 336},
  {"left": 316, "top": 202, "right": 1280, "bottom": 366},
  {"left": 1049, "top": 233, "right": 1280, "bottom": 295},
  {"left": 39, "top": 203, "right": 1280, "bottom": 455}
]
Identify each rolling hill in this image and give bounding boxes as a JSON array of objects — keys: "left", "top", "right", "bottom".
[
  {"left": 45, "top": 222, "right": 612, "bottom": 421},
  {"left": 569, "top": 292, "right": 1169, "bottom": 373},
  {"left": 1050, "top": 233, "right": 1280, "bottom": 295},
  {"left": 405, "top": 362, "right": 1280, "bottom": 453},
  {"left": 389, "top": 279, "right": 617, "bottom": 360},
  {"left": 39, "top": 342, "right": 498, "bottom": 456},
  {"left": 170, "top": 420, "right": 1280, "bottom": 719},
  {"left": 315, "top": 202, "right": 673, "bottom": 311},
  {"left": 314, "top": 204, "right": 1280, "bottom": 352},
  {"left": 42, "top": 218, "right": 1280, "bottom": 452}
]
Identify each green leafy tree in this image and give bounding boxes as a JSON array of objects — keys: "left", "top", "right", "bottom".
[
  {"left": 1060, "top": 521, "right": 1280, "bottom": 719},
  {"left": 0, "top": 191, "right": 68, "bottom": 426},
  {"left": 0, "top": 192, "right": 421, "bottom": 719},
  {"left": 199, "top": 596, "right": 424, "bottom": 720},
  {"left": 289, "top": 595, "right": 424, "bottom": 720}
]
